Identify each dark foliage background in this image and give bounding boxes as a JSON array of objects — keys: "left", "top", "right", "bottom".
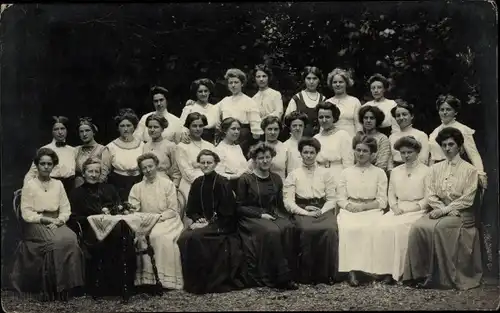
[{"left": 1, "top": 2, "right": 498, "bottom": 286}]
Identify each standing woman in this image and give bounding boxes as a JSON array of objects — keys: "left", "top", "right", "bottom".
[
  {"left": 74, "top": 117, "right": 111, "bottom": 188},
  {"left": 428, "top": 95, "right": 487, "bottom": 189},
  {"left": 403, "top": 127, "right": 482, "bottom": 290},
  {"left": 106, "top": 108, "right": 144, "bottom": 201},
  {"left": 236, "top": 142, "right": 298, "bottom": 290},
  {"left": 284, "top": 66, "right": 326, "bottom": 137},
  {"left": 357, "top": 105, "right": 391, "bottom": 171},
  {"left": 24, "top": 116, "right": 76, "bottom": 195},
  {"left": 362, "top": 73, "right": 399, "bottom": 136},
  {"left": 11, "top": 148, "right": 84, "bottom": 301},
  {"left": 143, "top": 114, "right": 182, "bottom": 188},
  {"left": 325, "top": 68, "right": 363, "bottom": 137},
  {"left": 283, "top": 138, "right": 338, "bottom": 285},
  {"left": 283, "top": 111, "right": 309, "bottom": 175},
  {"left": 252, "top": 64, "right": 284, "bottom": 120},
  {"left": 216, "top": 68, "right": 263, "bottom": 157}
]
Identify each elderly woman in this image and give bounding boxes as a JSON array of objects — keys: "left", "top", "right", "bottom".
[
  {"left": 388, "top": 100, "right": 429, "bottom": 170},
  {"left": 283, "top": 111, "right": 309, "bottom": 174},
  {"left": 178, "top": 149, "right": 244, "bottom": 294},
  {"left": 252, "top": 64, "right": 284, "bottom": 120},
  {"left": 216, "top": 68, "right": 263, "bottom": 157},
  {"left": 369, "top": 136, "right": 430, "bottom": 284},
  {"left": 337, "top": 134, "right": 388, "bottom": 287},
  {"left": 283, "top": 137, "right": 338, "bottom": 285},
  {"left": 325, "top": 68, "right": 363, "bottom": 137},
  {"left": 362, "top": 73, "right": 399, "bottom": 136},
  {"left": 357, "top": 105, "right": 391, "bottom": 171},
  {"left": 106, "top": 108, "right": 144, "bottom": 201},
  {"left": 284, "top": 66, "right": 327, "bottom": 137},
  {"left": 129, "top": 152, "right": 184, "bottom": 290},
  {"left": 428, "top": 95, "right": 487, "bottom": 189},
  {"left": 74, "top": 117, "right": 111, "bottom": 188},
  {"left": 11, "top": 148, "right": 84, "bottom": 301},
  {"left": 236, "top": 142, "right": 298, "bottom": 290},
  {"left": 403, "top": 127, "right": 482, "bottom": 290},
  {"left": 69, "top": 158, "right": 136, "bottom": 296},
  {"left": 24, "top": 116, "right": 76, "bottom": 194},
  {"left": 142, "top": 114, "right": 181, "bottom": 187}
]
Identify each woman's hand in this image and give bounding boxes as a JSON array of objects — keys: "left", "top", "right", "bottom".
[
  {"left": 261, "top": 213, "right": 276, "bottom": 221},
  {"left": 429, "top": 209, "right": 445, "bottom": 219},
  {"left": 180, "top": 130, "right": 191, "bottom": 144},
  {"left": 308, "top": 210, "right": 322, "bottom": 218},
  {"left": 185, "top": 99, "right": 195, "bottom": 106},
  {"left": 196, "top": 218, "right": 208, "bottom": 224},
  {"left": 391, "top": 204, "right": 404, "bottom": 216},
  {"left": 304, "top": 205, "right": 321, "bottom": 212},
  {"left": 160, "top": 210, "right": 177, "bottom": 221},
  {"left": 54, "top": 218, "right": 65, "bottom": 227},
  {"left": 447, "top": 209, "right": 461, "bottom": 217}
]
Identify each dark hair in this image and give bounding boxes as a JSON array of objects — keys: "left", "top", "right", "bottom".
[
  {"left": 435, "top": 94, "right": 461, "bottom": 112},
  {"left": 284, "top": 110, "right": 309, "bottom": 129},
  {"left": 190, "top": 78, "right": 215, "bottom": 100},
  {"left": 358, "top": 105, "right": 385, "bottom": 128},
  {"left": 352, "top": 133, "right": 378, "bottom": 153},
  {"left": 184, "top": 112, "right": 208, "bottom": 128},
  {"left": 394, "top": 136, "right": 422, "bottom": 153},
  {"left": 298, "top": 137, "right": 321, "bottom": 153},
  {"left": 316, "top": 101, "right": 341, "bottom": 123},
  {"left": 146, "top": 113, "right": 169, "bottom": 129},
  {"left": 248, "top": 142, "right": 277, "bottom": 160},
  {"left": 137, "top": 152, "right": 160, "bottom": 168},
  {"left": 253, "top": 64, "right": 273, "bottom": 82},
  {"left": 261, "top": 115, "right": 282, "bottom": 131},
  {"left": 34, "top": 147, "right": 59, "bottom": 166},
  {"left": 220, "top": 117, "right": 241, "bottom": 138},
  {"left": 78, "top": 117, "right": 98, "bottom": 133},
  {"left": 327, "top": 68, "right": 354, "bottom": 88},
  {"left": 150, "top": 86, "right": 169, "bottom": 101},
  {"left": 367, "top": 73, "right": 390, "bottom": 89},
  {"left": 51, "top": 116, "right": 69, "bottom": 129},
  {"left": 435, "top": 127, "right": 465, "bottom": 147},
  {"left": 82, "top": 157, "right": 102, "bottom": 173},
  {"left": 224, "top": 68, "right": 247, "bottom": 86},
  {"left": 114, "top": 108, "right": 139, "bottom": 128},
  {"left": 391, "top": 99, "right": 415, "bottom": 117},
  {"left": 301, "top": 66, "right": 323, "bottom": 82},
  {"left": 196, "top": 149, "right": 221, "bottom": 163}
]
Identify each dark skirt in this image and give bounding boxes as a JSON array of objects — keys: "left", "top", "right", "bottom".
[
  {"left": 236, "top": 124, "right": 256, "bottom": 160},
  {"left": 378, "top": 126, "right": 392, "bottom": 137},
  {"left": 202, "top": 128, "right": 216, "bottom": 144},
  {"left": 238, "top": 214, "right": 296, "bottom": 288},
  {"left": 53, "top": 175, "right": 75, "bottom": 196},
  {"left": 178, "top": 224, "right": 244, "bottom": 294},
  {"left": 107, "top": 171, "right": 142, "bottom": 201}
]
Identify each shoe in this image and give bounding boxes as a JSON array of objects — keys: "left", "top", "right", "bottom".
[
  {"left": 277, "top": 281, "right": 299, "bottom": 290},
  {"left": 348, "top": 271, "right": 360, "bottom": 287},
  {"left": 382, "top": 275, "right": 394, "bottom": 285}
]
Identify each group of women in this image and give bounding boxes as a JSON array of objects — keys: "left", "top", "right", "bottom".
[{"left": 10, "top": 64, "right": 487, "bottom": 301}]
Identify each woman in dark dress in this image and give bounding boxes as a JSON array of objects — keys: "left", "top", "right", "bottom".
[
  {"left": 283, "top": 137, "right": 338, "bottom": 285},
  {"left": 236, "top": 142, "right": 298, "bottom": 290},
  {"left": 68, "top": 157, "right": 136, "bottom": 297},
  {"left": 178, "top": 149, "right": 244, "bottom": 294}
]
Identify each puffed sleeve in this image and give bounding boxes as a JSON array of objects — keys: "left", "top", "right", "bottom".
[
  {"left": 353, "top": 97, "right": 363, "bottom": 133},
  {"left": 23, "top": 162, "right": 38, "bottom": 186},
  {"left": 57, "top": 181, "right": 71, "bottom": 222},
  {"left": 20, "top": 182, "right": 42, "bottom": 223},
  {"left": 284, "top": 97, "right": 298, "bottom": 117},
  {"left": 247, "top": 98, "right": 264, "bottom": 136},
  {"left": 375, "top": 135, "right": 391, "bottom": 171},
  {"left": 272, "top": 91, "right": 284, "bottom": 120}
]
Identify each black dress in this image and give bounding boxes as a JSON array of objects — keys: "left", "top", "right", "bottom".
[
  {"left": 292, "top": 92, "right": 326, "bottom": 138},
  {"left": 178, "top": 171, "right": 244, "bottom": 294},
  {"left": 236, "top": 172, "right": 296, "bottom": 288},
  {"left": 68, "top": 182, "right": 136, "bottom": 296}
]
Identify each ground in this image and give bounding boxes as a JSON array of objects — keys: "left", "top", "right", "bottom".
[{"left": 2, "top": 282, "right": 499, "bottom": 312}]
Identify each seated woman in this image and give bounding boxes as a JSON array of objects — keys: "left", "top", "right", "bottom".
[
  {"left": 178, "top": 149, "right": 244, "bottom": 294},
  {"left": 357, "top": 105, "right": 391, "bottom": 171},
  {"left": 69, "top": 157, "right": 136, "bottom": 296},
  {"left": 129, "top": 153, "right": 184, "bottom": 290},
  {"left": 283, "top": 137, "right": 338, "bottom": 285},
  {"left": 403, "top": 127, "right": 482, "bottom": 290},
  {"left": 236, "top": 142, "right": 298, "bottom": 290},
  {"left": 336, "top": 134, "right": 388, "bottom": 287},
  {"left": 369, "top": 136, "right": 430, "bottom": 284},
  {"left": 11, "top": 148, "right": 84, "bottom": 301}
]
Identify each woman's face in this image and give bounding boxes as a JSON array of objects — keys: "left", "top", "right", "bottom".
[
  {"left": 83, "top": 163, "right": 101, "bottom": 184},
  {"left": 118, "top": 119, "right": 135, "bottom": 138},
  {"left": 363, "top": 111, "right": 377, "bottom": 131},
  {"left": 147, "top": 120, "right": 164, "bottom": 140},
  {"left": 399, "top": 146, "right": 418, "bottom": 163},
  {"left": 37, "top": 155, "right": 54, "bottom": 178},
  {"left": 224, "top": 121, "right": 241, "bottom": 143},
  {"left": 370, "top": 81, "right": 385, "bottom": 100},
  {"left": 331, "top": 74, "right": 347, "bottom": 95},
  {"left": 264, "top": 122, "right": 280, "bottom": 142},
  {"left": 52, "top": 122, "right": 67, "bottom": 142},
  {"left": 438, "top": 102, "right": 457, "bottom": 125},
  {"left": 153, "top": 93, "right": 167, "bottom": 112},
  {"left": 189, "top": 118, "right": 205, "bottom": 140},
  {"left": 228, "top": 77, "right": 242, "bottom": 95},
  {"left": 318, "top": 108, "right": 334, "bottom": 130},
  {"left": 300, "top": 145, "right": 317, "bottom": 166},
  {"left": 254, "top": 150, "right": 273, "bottom": 172},
  {"left": 440, "top": 137, "right": 460, "bottom": 160},
  {"left": 290, "top": 119, "right": 305, "bottom": 139},
  {"left": 255, "top": 70, "right": 269, "bottom": 89},
  {"left": 196, "top": 84, "right": 210, "bottom": 103},
  {"left": 394, "top": 107, "right": 413, "bottom": 129},
  {"left": 79, "top": 124, "right": 94, "bottom": 144},
  {"left": 305, "top": 73, "right": 320, "bottom": 91},
  {"left": 199, "top": 155, "right": 217, "bottom": 174},
  {"left": 139, "top": 158, "right": 157, "bottom": 180},
  {"left": 354, "top": 143, "right": 373, "bottom": 165}
]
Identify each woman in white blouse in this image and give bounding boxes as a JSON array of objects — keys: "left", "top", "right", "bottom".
[
  {"left": 106, "top": 109, "right": 144, "bottom": 201},
  {"left": 337, "top": 134, "right": 388, "bottom": 287},
  {"left": 362, "top": 73, "right": 399, "bottom": 136},
  {"left": 129, "top": 153, "right": 184, "bottom": 290},
  {"left": 325, "top": 68, "right": 362, "bottom": 137},
  {"left": 388, "top": 100, "right": 429, "bottom": 170},
  {"left": 428, "top": 95, "right": 487, "bottom": 189},
  {"left": 283, "top": 111, "right": 309, "bottom": 174},
  {"left": 252, "top": 64, "right": 284, "bottom": 120}
]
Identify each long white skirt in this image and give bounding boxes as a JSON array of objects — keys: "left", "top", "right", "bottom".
[
  {"left": 370, "top": 210, "right": 425, "bottom": 280},
  {"left": 135, "top": 216, "right": 184, "bottom": 289},
  {"left": 338, "top": 209, "right": 384, "bottom": 272}
]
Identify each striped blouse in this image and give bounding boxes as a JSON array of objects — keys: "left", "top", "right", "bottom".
[{"left": 359, "top": 131, "right": 391, "bottom": 171}]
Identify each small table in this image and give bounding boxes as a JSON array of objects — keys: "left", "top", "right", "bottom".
[{"left": 87, "top": 212, "right": 162, "bottom": 301}]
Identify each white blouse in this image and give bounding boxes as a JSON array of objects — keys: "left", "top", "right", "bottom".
[
  {"left": 314, "top": 129, "right": 354, "bottom": 167},
  {"left": 176, "top": 140, "right": 215, "bottom": 185},
  {"left": 24, "top": 140, "right": 76, "bottom": 184},
  {"left": 284, "top": 137, "right": 302, "bottom": 175},
  {"left": 252, "top": 87, "right": 284, "bottom": 119},
  {"left": 325, "top": 95, "right": 363, "bottom": 137},
  {"left": 128, "top": 176, "right": 179, "bottom": 219},
  {"left": 107, "top": 138, "right": 144, "bottom": 176},
  {"left": 388, "top": 162, "right": 430, "bottom": 212},
  {"left": 388, "top": 127, "right": 430, "bottom": 169},
  {"left": 20, "top": 178, "right": 70, "bottom": 223},
  {"left": 179, "top": 102, "right": 218, "bottom": 129},
  {"left": 363, "top": 98, "right": 400, "bottom": 132},
  {"left": 143, "top": 139, "right": 181, "bottom": 186},
  {"left": 134, "top": 110, "right": 184, "bottom": 143},
  {"left": 337, "top": 165, "right": 388, "bottom": 210},
  {"left": 217, "top": 94, "right": 263, "bottom": 136},
  {"left": 214, "top": 141, "right": 249, "bottom": 179}
]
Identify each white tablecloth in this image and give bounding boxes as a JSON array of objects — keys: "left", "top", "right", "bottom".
[{"left": 87, "top": 213, "right": 161, "bottom": 241}]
